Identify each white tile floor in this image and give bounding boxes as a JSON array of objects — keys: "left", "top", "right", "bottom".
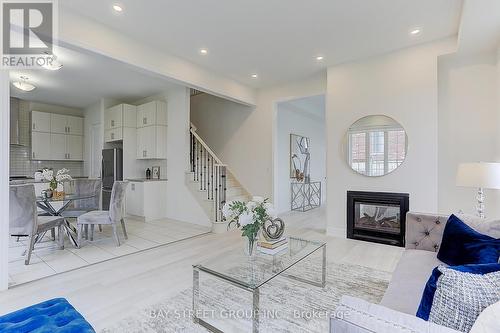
[{"left": 8, "top": 217, "right": 211, "bottom": 286}]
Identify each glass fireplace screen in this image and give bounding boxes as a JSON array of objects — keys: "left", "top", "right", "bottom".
[{"left": 354, "top": 202, "right": 401, "bottom": 235}]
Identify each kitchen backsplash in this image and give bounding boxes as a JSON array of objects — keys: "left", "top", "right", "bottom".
[{"left": 10, "top": 99, "right": 84, "bottom": 177}]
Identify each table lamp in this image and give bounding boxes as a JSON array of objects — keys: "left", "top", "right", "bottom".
[{"left": 456, "top": 162, "right": 500, "bottom": 218}]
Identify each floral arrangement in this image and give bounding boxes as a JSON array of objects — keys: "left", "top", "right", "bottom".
[
  {"left": 42, "top": 168, "right": 72, "bottom": 191},
  {"left": 223, "top": 196, "right": 276, "bottom": 254}
]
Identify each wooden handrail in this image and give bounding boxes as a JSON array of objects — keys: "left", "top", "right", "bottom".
[{"left": 190, "top": 126, "right": 223, "bottom": 165}]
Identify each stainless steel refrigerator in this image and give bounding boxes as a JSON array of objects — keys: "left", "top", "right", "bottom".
[{"left": 101, "top": 148, "right": 123, "bottom": 210}]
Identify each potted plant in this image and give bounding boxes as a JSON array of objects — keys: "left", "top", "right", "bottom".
[
  {"left": 223, "top": 196, "right": 277, "bottom": 256},
  {"left": 42, "top": 168, "right": 72, "bottom": 199}
]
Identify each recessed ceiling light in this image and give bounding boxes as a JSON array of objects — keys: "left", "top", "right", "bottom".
[
  {"left": 316, "top": 55, "right": 324, "bottom": 61},
  {"left": 410, "top": 28, "right": 422, "bottom": 36},
  {"left": 13, "top": 76, "right": 36, "bottom": 92},
  {"left": 251, "top": 74, "right": 258, "bottom": 79},
  {"left": 199, "top": 48, "right": 208, "bottom": 55},
  {"left": 112, "top": 4, "right": 123, "bottom": 12}
]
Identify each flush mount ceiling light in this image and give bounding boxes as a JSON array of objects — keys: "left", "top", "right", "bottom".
[
  {"left": 410, "top": 27, "right": 422, "bottom": 36},
  {"left": 251, "top": 73, "right": 258, "bottom": 79},
  {"left": 112, "top": 4, "right": 123, "bottom": 12},
  {"left": 42, "top": 52, "right": 63, "bottom": 70},
  {"left": 13, "top": 76, "right": 36, "bottom": 92},
  {"left": 316, "top": 55, "right": 324, "bottom": 61},
  {"left": 199, "top": 48, "right": 208, "bottom": 55}
]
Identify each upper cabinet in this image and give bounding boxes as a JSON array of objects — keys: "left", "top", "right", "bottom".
[
  {"left": 104, "top": 103, "right": 136, "bottom": 142},
  {"left": 31, "top": 111, "right": 51, "bottom": 133},
  {"left": 31, "top": 111, "right": 84, "bottom": 161},
  {"left": 137, "top": 101, "right": 167, "bottom": 127},
  {"left": 136, "top": 100, "right": 167, "bottom": 159}
]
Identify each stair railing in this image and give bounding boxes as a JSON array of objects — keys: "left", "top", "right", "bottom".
[{"left": 190, "top": 125, "right": 227, "bottom": 223}]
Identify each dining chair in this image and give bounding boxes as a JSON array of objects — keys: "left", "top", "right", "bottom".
[
  {"left": 9, "top": 184, "right": 65, "bottom": 265},
  {"left": 61, "top": 179, "right": 102, "bottom": 238},
  {"left": 77, "top": 181, "right": 129, "bottom": 247}
]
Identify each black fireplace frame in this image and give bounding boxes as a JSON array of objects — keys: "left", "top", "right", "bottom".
[{"left": 347, "top": 191, "right": 409, "bottom": 247}]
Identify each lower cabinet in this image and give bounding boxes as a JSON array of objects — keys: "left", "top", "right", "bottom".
[{"left": 126, "top": 181, "right": 167, "bottom": 221}]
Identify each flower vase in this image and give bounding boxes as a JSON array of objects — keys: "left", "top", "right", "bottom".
[{"left": 244, "top": 236, "right": 257, "bottom": 257}]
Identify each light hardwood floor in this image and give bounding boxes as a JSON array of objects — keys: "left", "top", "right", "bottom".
[{"left": 0, "top": 207, "right": 403, "bottom": 331}]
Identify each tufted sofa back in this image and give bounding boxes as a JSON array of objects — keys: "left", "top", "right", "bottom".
[{"left": 405, "top": 212, "right": 449, "bottom": 252}]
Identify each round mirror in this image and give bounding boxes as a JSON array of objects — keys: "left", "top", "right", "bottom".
[{"left": 344, "top": 115, "right": 408, "bottom": 177}]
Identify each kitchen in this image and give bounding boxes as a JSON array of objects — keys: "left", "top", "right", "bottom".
[{"left": 7, "top": 45, "right": 210, "bottom": 287}]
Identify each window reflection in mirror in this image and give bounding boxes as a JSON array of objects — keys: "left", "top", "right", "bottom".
[{"left": 345, "top": 115, "right": 407, "bottom": 177}]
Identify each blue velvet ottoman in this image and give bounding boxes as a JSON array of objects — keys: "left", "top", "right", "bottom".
[{"left": 0, "top": 298, "right": 95, "bottom": 333}]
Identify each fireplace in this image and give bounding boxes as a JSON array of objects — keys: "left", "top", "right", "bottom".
[{"left": 347, "top": 191, "right": 409, "bottom": 247}]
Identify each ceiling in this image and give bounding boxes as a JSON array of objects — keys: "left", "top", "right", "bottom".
[
  {"left": 10, "top": 46, "right": 182, "bottom": 109},
  {"left": 62, "top": 0, "right": 463, "bottom": 88}
]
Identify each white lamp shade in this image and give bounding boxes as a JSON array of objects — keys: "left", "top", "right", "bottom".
[{"left": 456, "top": 162, "right": 500, "bottom": 189}]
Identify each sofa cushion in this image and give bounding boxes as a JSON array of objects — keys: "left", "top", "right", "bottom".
[
  {"left": 380, "top": 249, "right": 442, "bottom": 315},
  {"left": 437, "top": 214, "right": 500, "bottom": 266},
  {"left": 332, "top": 296, "right": 460, "bottom": 333},
  {"left": 456, "top": 213, "right": 500, "bottom": 239},
  {"left": 418, "top": 265, "right": 500, "bottom": 332}
]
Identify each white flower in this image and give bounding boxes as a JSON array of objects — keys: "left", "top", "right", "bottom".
[
  {"left": 238, "top": 211, "right": 253, "bottom": 226},
  {"left": 264, "top": 202, "right": 277, "bottom": 219},
  {"left": 42, "top": 169, "right": 54, "bottom": 181},
  {"left": 252, "top": 196, "right": 264, "bottom": 204},
  {"left": 246, "top": 201, "right": 257, "bottom": 211}
]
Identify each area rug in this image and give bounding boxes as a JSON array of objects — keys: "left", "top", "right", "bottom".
[{"left": 102, "top": 262, "right": 391, "bottom": 333}]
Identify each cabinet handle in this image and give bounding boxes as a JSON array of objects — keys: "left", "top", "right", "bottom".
[
  {"left": 143, "top": 117, "right": 147, "bottom": 125},
  {"left": 111, "top": 120, "right": 115, "bottom": 127},
  {"left": 67, "top": 126, "right": 70, "bottom": 133},
  {"left": 111, "top": 132, "right": 115, "bottom": 140},
  {"left": 67, "top": 153, "right": 70, "bottom": 159},
  {"left": 32, "top": 123, "right": 35, "bottom": 130},
  {"left": 131, "top": 184, "right": 135, "bottom": 191},
  {"left": 32, "top": 152, "right": 35, "bottom": 159}
]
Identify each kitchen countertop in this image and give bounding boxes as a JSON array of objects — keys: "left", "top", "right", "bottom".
[{"left": 126, "top": 178, "right": 168, "bottom": 183}]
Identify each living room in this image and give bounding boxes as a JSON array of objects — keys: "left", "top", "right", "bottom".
[{"left": 0, "top": 1, "right": 499, "bottom": 333}]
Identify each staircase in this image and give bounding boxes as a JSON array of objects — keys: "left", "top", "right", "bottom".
[{"left": 186, "top": 125, "right": 251, "bottom": 233}]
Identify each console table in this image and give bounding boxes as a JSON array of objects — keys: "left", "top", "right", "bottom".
[{"left": 291, "top": 181, "right": 321, "bottom": 212}]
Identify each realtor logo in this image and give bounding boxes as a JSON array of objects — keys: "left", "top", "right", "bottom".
[{"left": 1, "top": 0, "right": 57, "bottom": 68}]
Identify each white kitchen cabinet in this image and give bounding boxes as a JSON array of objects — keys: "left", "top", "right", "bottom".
[
  {"left": 31, "top": 111, "right": 84, "bottom": 161},
  {"left": 67, "top": 135, "right": 83, "bottom": 160},
  {"left": 104, "top": 104, "right": 136, "bottom": 143},
  {"left": 49, "top": 134, "right": 83, "bottom": 161},
  {"left": 137, "top": 100, "right": 167, "bottom": 127},
  {"left": 31, "top": 132, "right": 51, "bottom": 160},
  {"left": 136, "top": 125, "right": 167, "bottom": 159},
  {"left": 31, "top": 111, "right": 51, "bottom": 133},
  {"left": 50, "top": 114, "right": 67, "bottom": 134},
  {"left": 126, "top": 181, "right": 167, "bottom": 221},
  {"left": 50, "top": 134, "right": 67, "bottom": 160},
  {"left": 50, "top": 114, "right": 84, "bottom": 135},
  {"left": 67, "top": 116, "right": 83, "bottom": 136}
]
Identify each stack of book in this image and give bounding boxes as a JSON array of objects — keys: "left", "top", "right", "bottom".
[{"left": 257, "top": 237, "right": 288, "bottom": 255}]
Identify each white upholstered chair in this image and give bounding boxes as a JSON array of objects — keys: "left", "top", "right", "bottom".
[
  {"left": 9, "top": 184, "right": 65, "bottom": 265},
  {"left": 76, "top": 181, "right": 129, "bottom": 247}
]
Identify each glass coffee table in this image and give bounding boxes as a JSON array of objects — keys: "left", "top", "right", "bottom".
[{"left": 193, "top": 237, "right": 326, "bottom": 333}]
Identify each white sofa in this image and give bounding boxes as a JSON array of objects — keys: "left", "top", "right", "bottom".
[{"left": 330, "top": 212, "right": 461, "bottom": 333}]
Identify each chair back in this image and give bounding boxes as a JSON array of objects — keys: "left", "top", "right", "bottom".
[
  {"left": 73, "top": 179, "right": 102, "bottom": 210},
  {"left": 109, "top": 181, "right": 128, "bottom": 222},
  {"left": 9, "top": 184, "right": 37, "bottom": 236}
]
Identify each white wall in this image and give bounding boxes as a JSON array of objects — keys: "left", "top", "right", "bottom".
[
  {"left": 166, "top": 87, "right": 210, "bottom": 226},
  {"left": 275, "top": 99, "right": 326, "bottom": 213},
  {"left": 438, "top": 51, "right": 500, "bottom": 217},
  {"left": 326, "top": 39, "right": 456, "bottom": 237},
  {"left": 0, "top": 71, "right": 10, "bottom": 291},
  {"left": 191, "top": 74, "right": 326, "bottom": 199}
]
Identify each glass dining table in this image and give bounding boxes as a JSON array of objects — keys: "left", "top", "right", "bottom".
[{"left": 36, "top": 193, "right": 97, "bottom": 247}]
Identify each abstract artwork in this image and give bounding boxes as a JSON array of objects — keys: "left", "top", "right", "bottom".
[{"left": 290, "top": 134, "right": 311, "bottom": 182}]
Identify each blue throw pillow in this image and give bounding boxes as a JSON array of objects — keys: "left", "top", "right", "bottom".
[
  {"left": 437, "top": 214, "right": 500, "bottom": 265},
  {"left": 416, "top": 263, "right": 500, "bottom": 321}
]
